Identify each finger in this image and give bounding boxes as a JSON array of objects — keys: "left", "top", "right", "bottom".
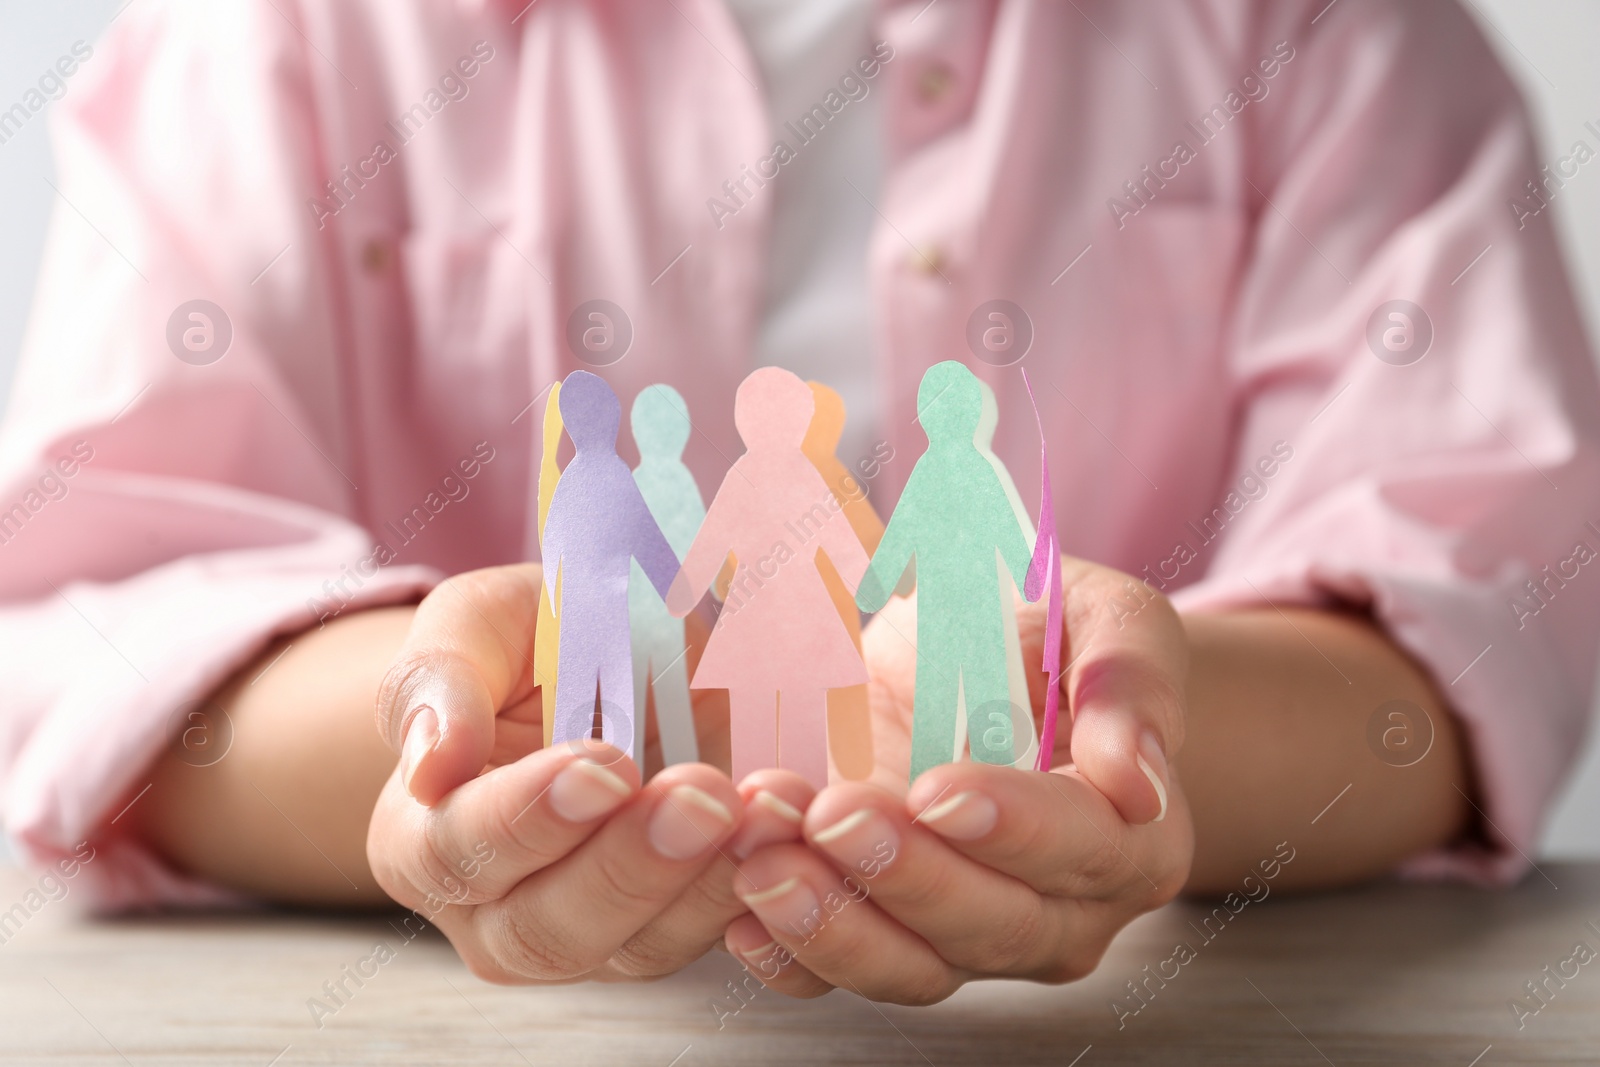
[
  {"left": 468, "top": 763, "right": 744, "bottom": 982},
  {"left": 904, "top": 762, "right": 1187, "bottom": 904},
  {"left": 802, "top": 781, "right": 1074, "bottom": 978},
  {"left": 599, "top": 770, "right": 815, "bottom": 979},
  {"left": 1058, "top": 558, "right": 1188, "bottom": 824},
  {"left": 733, "top": 843, "right": 963, "bottom": 1006},
  {"left": 722, "top": 913, "right": 834, "bottom": 999},
  {"left": 375, "top": 565, "right": 546, "bottom": 804},
  {"left": 371, "top": 739, "right": 639, "bottom": 908},
  {"left": 728, "top": 769, "right": 815, "bottom": 860}
]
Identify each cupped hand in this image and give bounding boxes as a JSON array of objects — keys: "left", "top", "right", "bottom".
[
  {"left": 366, "top": 563, "right": 815, "bottom": 982},
  {"left": 722, "top": 555, "right": 1193, "bottom": 1003}
]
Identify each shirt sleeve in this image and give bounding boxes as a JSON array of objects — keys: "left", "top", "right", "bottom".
[
  {"left": 0, "top": 3, "right": 438, "bottom": 910},
  {"left": 1168, "top": 0, "right": 1600, "bottom": 885}
]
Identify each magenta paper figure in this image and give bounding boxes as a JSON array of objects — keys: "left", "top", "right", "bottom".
[
  {"left": 666, "top": 367, "right": 871, "bottom": 789},
  {"left": 543, "top": 371, "right": 680, "bottom": 758},
  {"left": 1021, "top": 369, "right": 1064, "bottom": 770}
]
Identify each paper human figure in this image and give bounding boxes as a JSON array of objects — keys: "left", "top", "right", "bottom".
[
  {"left": 667, "top": 367, "right": 872, "bottom": 789},
  {"left": 857, "top": 361, "right": 1039, "bottom": 781},
  {"left": 976, "top": 379, "right": 1039, "bottom": 771},
  {"left": 801, "top": 381, "right": 882, "bottom": 781},
  {"left": 543, "top": 371, "right": 680, "bottom": 758},
  {"left": 1021, "top": 369, "right": 1065, "bottom": 770},
  {"left": 535, "top": 381, "right": 565, "bottom": 749},
  {"left": 628, "top": 384, "right": 706, "bottom": 769}
]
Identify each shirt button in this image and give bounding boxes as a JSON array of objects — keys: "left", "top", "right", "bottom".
[
  {"left": 916, "top": 61, "right": 956, "bottom": 104},
  {"left": 907, "top": 246, "right": 947, "bottom": 276},
  {"left": 361, "top": 238, "right": 392, "bottom": 274}
]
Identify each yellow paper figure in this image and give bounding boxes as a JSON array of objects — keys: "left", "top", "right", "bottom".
[
  {"left": 802, "top": 382, "right": 882, "bottom": 781},
  {"left": 535, "top": 381, "right": 564, "bottom": 748}
]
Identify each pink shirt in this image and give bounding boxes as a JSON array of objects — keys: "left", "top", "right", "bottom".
[{"left": 3, "top": 0, "right": 1597, "bottom": 907}]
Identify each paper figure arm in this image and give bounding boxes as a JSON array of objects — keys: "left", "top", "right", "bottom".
[
  {"left": 855, "top": 476, "right": 919, "bottom": 613},
  {"left": 995, "top": 481, "right": 1038, "bottom": 602},
  {"left": 540, "top": 509, "right": 566, "bottom": 596},
  {"left": 537, "top": 382, "right": 564, "bottom": 534},
  {"left": 811, "top": 474, "right": 872, "bottom": 595},
  {"left": 666, "top": 477, "right": 742, "bottom": 617},
  {"left": 630, "top": 487, "right": 681, "bottom": 602}
]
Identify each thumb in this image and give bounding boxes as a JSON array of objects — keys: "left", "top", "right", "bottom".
[
  {"left": 1068, "top": 664, "right": 1183, "bottom": 825},
  {"left": 375, "top": 566, "right": 544, "bottom": 805},
  {"left": 1060, "top": 568, "right": 1188, "bottom": 826}
]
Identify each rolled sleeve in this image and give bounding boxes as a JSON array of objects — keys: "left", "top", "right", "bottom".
[{"left": 1, "top": 488, "right": 438, "bottom": 909}]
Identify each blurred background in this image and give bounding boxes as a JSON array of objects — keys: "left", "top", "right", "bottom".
[{"left": 2, "top": 0, "right": 1597, "bottom": 858}]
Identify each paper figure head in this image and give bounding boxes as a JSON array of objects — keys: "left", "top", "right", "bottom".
[
  {"left": 803, "top": 381, "right": 847, "bottom": 456},
  {"left": 917, "top": 361, "right": 983, "bottom": 443},
  {"left": 735, "top": 366, "right": 814, "bottom": 449},
  {"left": 631, "top": 384, "right": 692, "bottom": 460},
  {"left": 559, "top": 370, "right": 621, "bottom": 451}
]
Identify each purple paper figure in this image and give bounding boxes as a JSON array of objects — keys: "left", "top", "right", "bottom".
[{"left": 542, "top": 371, "right": 680, "bottom": 758}]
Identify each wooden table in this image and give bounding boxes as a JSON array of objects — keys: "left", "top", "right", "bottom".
[{"left": 1, "top": 862, "right": 1596, "bottom": 1065}]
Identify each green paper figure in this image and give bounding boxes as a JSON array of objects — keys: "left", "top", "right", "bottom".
[
  {"left": 857, "top": 361, "right": 1039, "bottom": 781},
  {"left": 628, "top": 384, "right": 706, "bottom": 769}
]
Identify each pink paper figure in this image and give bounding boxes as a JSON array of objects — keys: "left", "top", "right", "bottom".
[
  {"left": 543, "top": 371, "right": 680, "bottom": 758},
  {"left": 667, "top": 367, "right": 871, "bottom": 789}
]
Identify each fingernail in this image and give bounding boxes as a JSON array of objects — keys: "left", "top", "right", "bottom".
[
  {"left": 738, "top": 939, "right": 779, "bottom": 962},
  {"left": 400, "top": 707, "right": 439, "bottom": 797},
  {"left": 753, "top": 790, "right": 803, "bottom": 823},
  {"left": 565, "top": 737, "right": 619, "bottom": 760},
  {"left": 548, "top": 757, "right": 633, "bottom": 823},
  {"left": 738, "top": 938, "right": 793, "bottom": 976},
  {"left": 730, "top": 790, "right": 806, "bottom": 860},
  {"left": 916, "top": 791, "right": 997, "bottom": 840},
  {"left": 811, "top": 809, "right": 899, "bottom": 876},
  {"left": 649, "top": 784, "right": 734, "bottom": 860},
  {"left": 1137, "top": 730, "right": 1169, "bottom": 823},
  {"left": 737, "top": 875, "right": 822, "bottom": 933}
]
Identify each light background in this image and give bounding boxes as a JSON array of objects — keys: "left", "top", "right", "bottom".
[{"left": 0, "top": 0, "right": 1596, "bottom": 856}]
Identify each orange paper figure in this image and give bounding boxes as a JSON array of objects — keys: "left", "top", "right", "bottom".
[
  {"left": 667, "top": 368, "right": 871, "bottom": 789},
  {"left": 535, "top": 381, "right": 564, "bottom": 748},
  {"left": 801, "top": 381, "right": 881, "bottom": 781}
]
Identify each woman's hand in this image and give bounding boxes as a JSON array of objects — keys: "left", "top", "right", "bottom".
[
  {"left": 721, "top": 556, "right": 1193, "bottom": 1003},
  {"left": 367, "top": 563, "right": 815, "bottom": 983}
]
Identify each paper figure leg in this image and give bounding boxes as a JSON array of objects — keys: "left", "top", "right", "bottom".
[
  {"left": 552, "top": 658, "right": 600, "bottom": 747},
  {"left": 597, "top": 649, "right": 635, "bottom": 763},
  {"left": 909, "top": 655, "right": 961, "bottom": 782},
  {"left": 778, "top": 688, "right": 829, "bottom": 791},
  {"left": 630, "top": 627, "right": 651, "bottom": 768},
  {"left": 648, "top": 637, "right": 698, "bottom": 768},
  {"left": 961, "top": 638, "right": 1015, "bottom": 766},
  {"left": 818, "top": 555, "right": 872, "bottom": 780},
  {"left": 729, "top": 689, "right": 778, "bottom": 783}
]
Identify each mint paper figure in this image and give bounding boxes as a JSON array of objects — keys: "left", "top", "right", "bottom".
[
  {"left": 628, "top": 384, "right": 705, "bottom": 769},
  {"left": 543, "top": 371, "right": 680, "bottom": 758},
  {"left": 857, "top": 361, "right": 1039, "bottom": 781}
]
